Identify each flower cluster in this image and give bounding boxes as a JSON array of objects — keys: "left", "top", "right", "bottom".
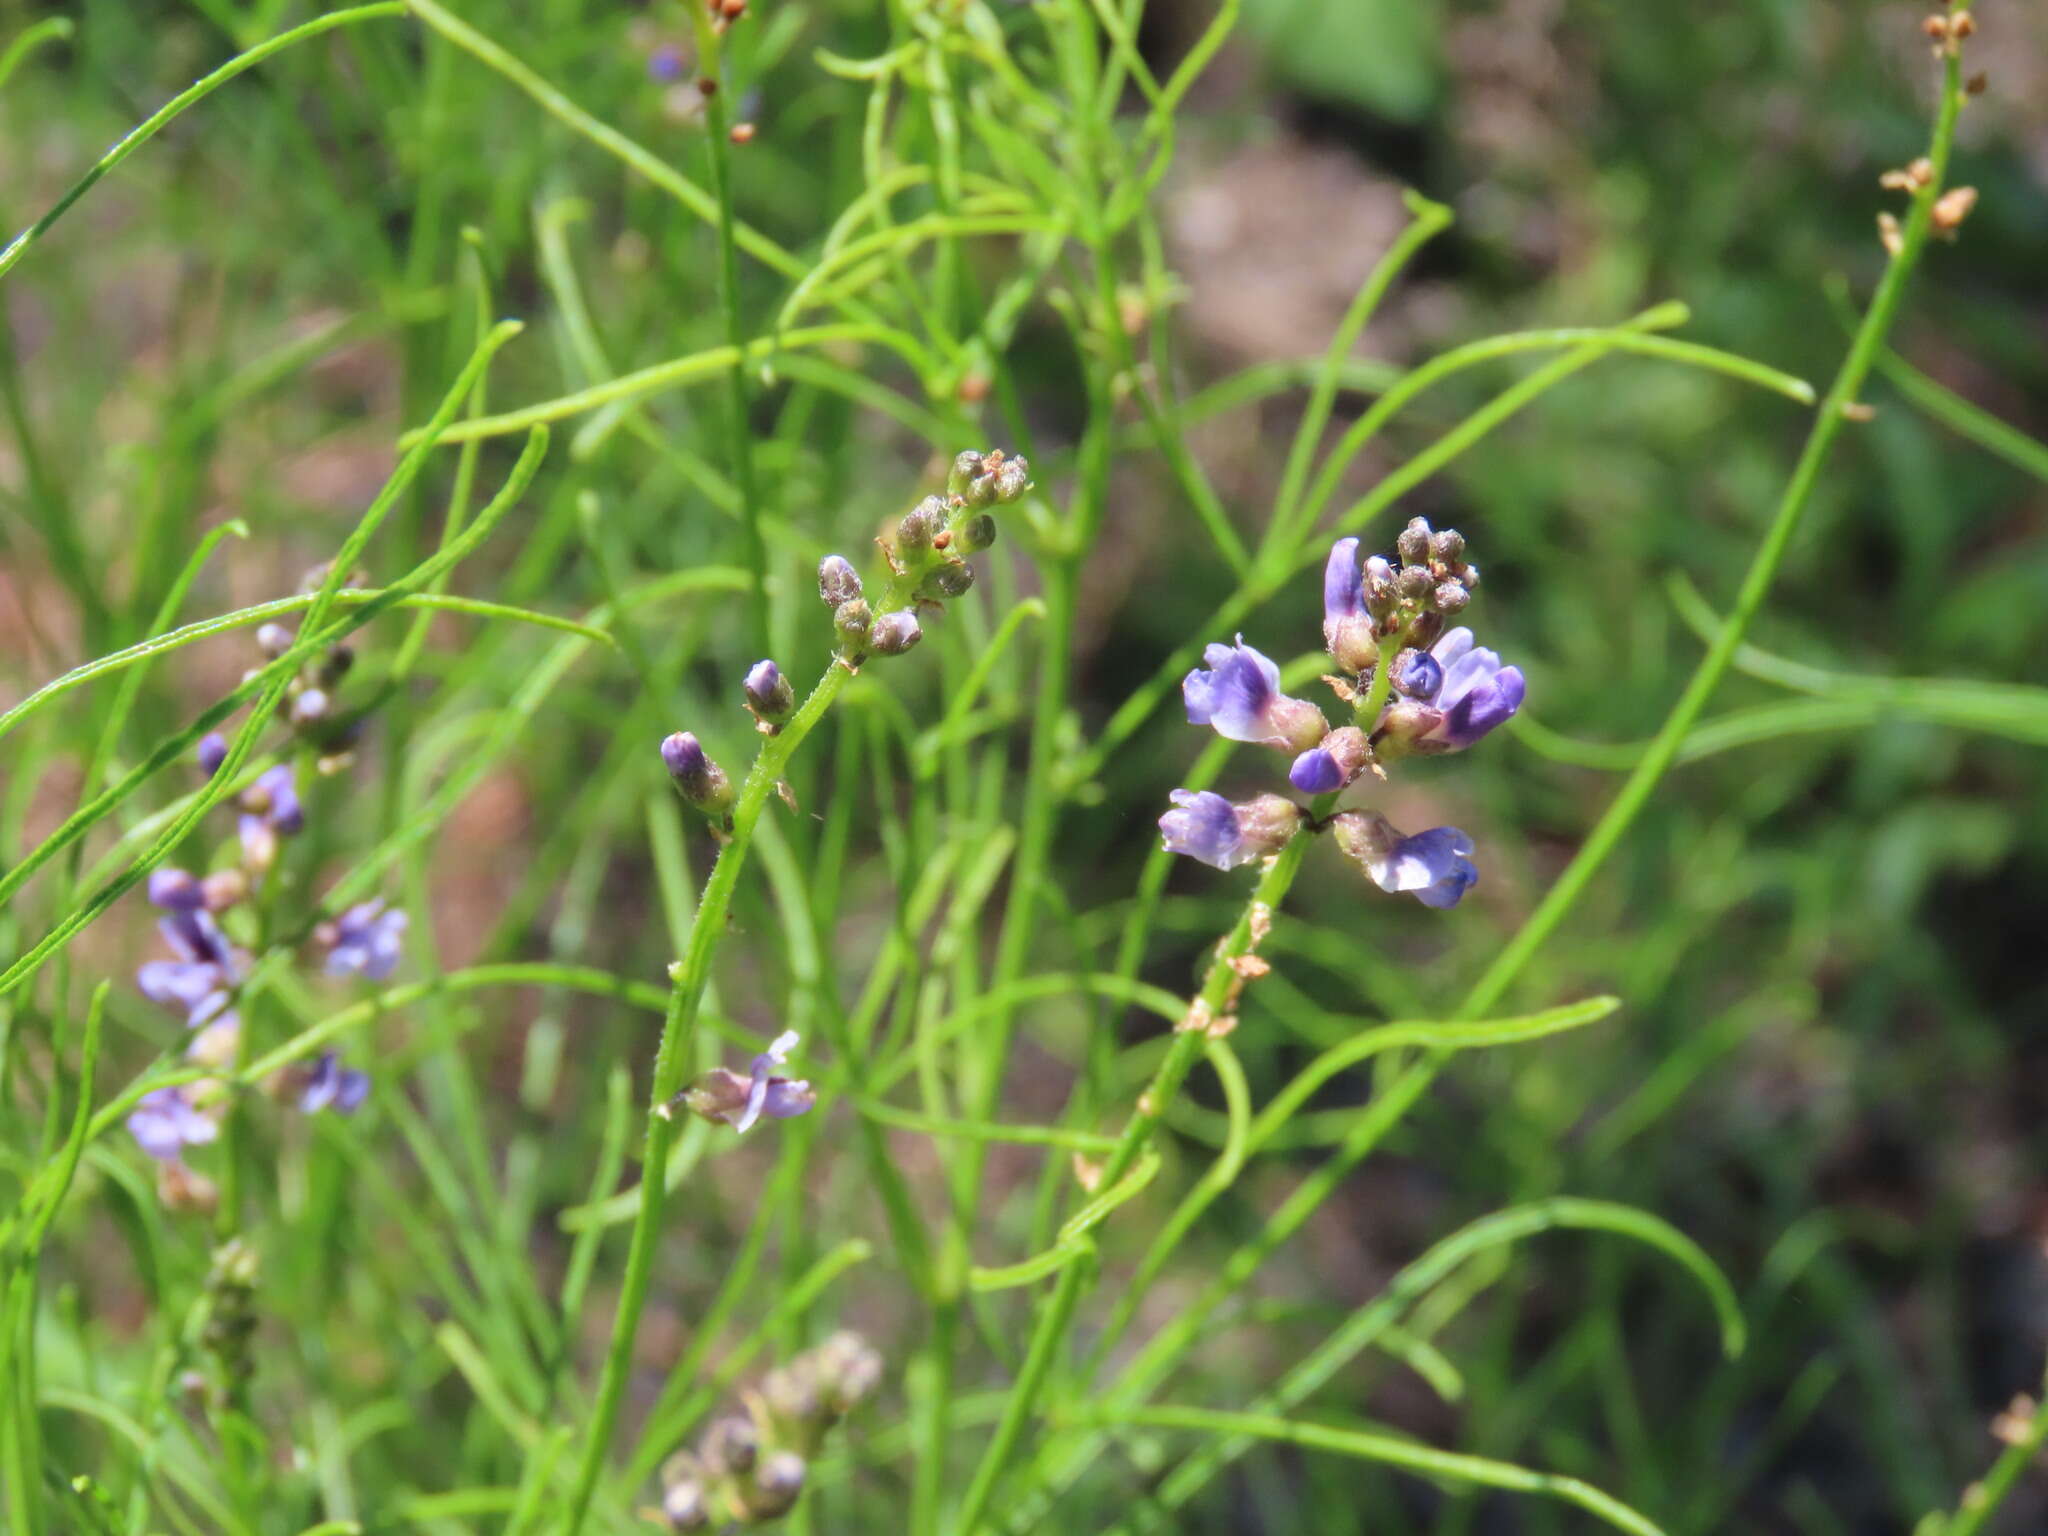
[
  {"left": 661, "top": 448, "right": 1029, "bottom": 826},
  {"left": 660, "top": 1030, "right": 816, "bottom": 1134},
  {"left": 126, "top": 619, "right": 401, "bottom": 1203},
  {"left": 1162, "top": 517, "right": 1523, "bottom": 907},
  {"left": 650, "top": 1332, "right": 882, "bottom": 1531}
]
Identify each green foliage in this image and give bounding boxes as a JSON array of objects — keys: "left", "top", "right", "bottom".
[{"left": 0, "top": 1, "right": 2042, "bottom": 1534}]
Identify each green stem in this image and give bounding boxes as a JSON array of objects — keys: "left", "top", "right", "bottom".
[
  {"left": 953, "top": 818, "right": 1322, "bottom": 1533},
  {"left": 685, "top": 9, "right": 769, "bottom": 655},
  {"left": 0, "top": 4, "right": 407, "bottom": 283},
  {"left": 1937, "top": 1361, "right": 2048, "bottom": 1536},
  {"left": 559, "top": 660, "right": 852, "bottom": 1535}
]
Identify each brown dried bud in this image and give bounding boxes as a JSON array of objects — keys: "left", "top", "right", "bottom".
[
  {"left": 1932, "top": 185, "right": 1977, "bottom": 234},
  {"left": 729, "top": 122, "right": 755, "bottom": 144},
  {"left": 1877, "top": 211, "right": 1904, "bottom": 257}
]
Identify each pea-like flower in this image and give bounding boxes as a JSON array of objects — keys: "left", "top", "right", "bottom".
[
  {"left": 298, "top": 1051, "right": 370, "bottom": 1114},
  {"left": 320, "top": 899, "right": 408, "bottom": 981},
  {"left": 1183, "top": 639, "right": 1328, "bottom": 753},
  {"left": 1322, "top": 538, "right": 1384, "bottom": 673},
  {"left": 128, "top": 1085, "right": 220, "bottom": 1162},
  {"left": 1332, "top": 812, "right": 1478, "bottom": 908},
  {"left": 1418, "top": 628, "right": 1524, "bottom": 749},
  {"left": 1158, "top": 790, "right": 1303, "bottom": 871},
  {"left": 667, "top": 1030, "right": 816, "bottom": 1133},
  {"left": 138, "top": 875, "right": 246, "bottom": 1030}
]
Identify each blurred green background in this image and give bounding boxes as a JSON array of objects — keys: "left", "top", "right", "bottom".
[{"left": 3, "top": 0, "right": 2045, "bottom": 1531}]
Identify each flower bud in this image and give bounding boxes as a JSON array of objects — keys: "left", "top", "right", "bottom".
[
  {"left": 1235, "top": 794, "right": 1306, "bottom": 858},
  {"left": 1326, "top": 615, "right": 1378, "bottom": 675},
  {"left": 743, "top": 659, "right": 795, "bottom": 726},
  {"left": 923, "top": 560, "right": 974, "bottom": 600},
  {"left": 661, "top": 732, "right": 734, "bottom": 815},
  {"left": 814, "top": 1331, "right": 884, "bottom": 1413},
  {"left": 1396, "top": 564, "right": 1434, "bottom": 600},
  {"left": 1396, "top": 518, "right": 1432, "bottom": 565},
  {"left": 290, "top": 688, "right": 330, "bottom": 726},
  {"left": 1406, "top": 611, "right": 1444, "bottom": 650},
  {"left": 701, "top": 1416, "right": 758, "bottom": 1476},
  {"left": 256, "top": 623, "right": 294, "bottom": 660},
  {"left": 148, "top": 868, "right": 204, "bottom": 910},
  {"left": 1362, "top": 556, "right": 1398, "bottom": 619},
  {"left": 954, "top": 512, "right": 998, "bottom": 553},
  {"left": 1287, "top": 725, "right": 1371, "bottom": 794},
  {"left": 1390, "top": 649, "right": 1443, "bottom": 700},
  {"left": 318, "top": 645, "right": 354, "bottom": 687},
  {"left": 1433, "top": 580, "right": 1470, "bottom": 615},
  {"left": 197, "top": 732, "right": 229, "bottom": 777},
  {"left": 817, "top": 555, "right": 862, "bottom": 608},
  {"left": 748, "top": 1453, "right": 806, "bottom": 1519},
  {"left": 158, "top": 1160, "right": 219, "bottom": 1217},
  {"left": 947, "top": 450, "right": 986, "bottom": 497},
  {"left": 1429, "top": 528, "right": 1465, "bottom": 564},
  {"left": 991, "top": 455, "right": 1029, "bottom": 503},
  {"left": 870, "top": 610, "right": 922, "bottom": 655},
  {"left": 762, "top": 1362, "right": 822, "bottom": 1428},
  {"left": 1371, "top": 699, "right": 1447, "bottom": 761},
  {"left": 833, "top": 598, "right": 873, "bottom": 652},
  {"left": 1267, "top": 695, "right": 1332, "bottom": 756},
  {"left": 898, "top": 496, "right": 946, "bottom": 556},
  {"left": 660, "top": 1477, "right": 710, "bottom": 1532}
]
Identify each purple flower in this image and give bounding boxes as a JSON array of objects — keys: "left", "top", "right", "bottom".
[
  {"left": 148, "top": 868, "right": 204, "bottom": 910},
  {"left": 299, "top": 1052, "right": 370, "bottom": 1115},
  {"left": 322, "top": 899, "right": 408, "bottom": 981},
  {"left": 671, "top": 1030, "right": 817, "bottom": 1133},
  {"left": 1418, "top": 628, "right": 1524, "bottom": 750},
  {"left": 1159, "top": 790, "right": 1249, "bottom": 870},
  {"left": 1158, "top": 790, "right": 1303, "bottom": 871},
  {"left": 128, "top": 1086, "right": 219, "bottom": 1162},
  {"left": 1333, "top": 813, "right": 1478, "bottom": 909},
  {"left": 1288, "top": 749, "right": 1346, "bottom": 794},
  {"left": 238, "top": 763, "right": 304, "bottom": 870},
  {"left": 662, "top": 731, "right": 734, "bottom": 814},
  {"left": 138, "top": 890, "right": 245, "bottom": 1030},
  {"left": 744, "top": 659, "right": 794, "bottom": 725},
  {"left": 1183, "top": 639, "right": 1328, "bottom": 753},
  {"left": 649, "top": 43, "right": 686, "bottom": 82},
  {"left": 197, "top": 732, "right": 229, "bottom": 777},
  {"left": 1287, "top": 726, "right": 1371, "bottom": 797},
  {"left": 1391, "top": 648, "right": 1444, "bottom": 700}
]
